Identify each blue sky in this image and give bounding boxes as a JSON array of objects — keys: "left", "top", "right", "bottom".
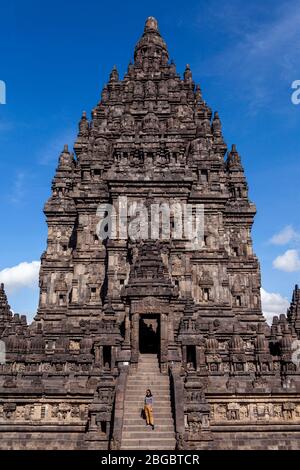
[{"left": 0, "top": 0, "right": 300, "bottom": 322}]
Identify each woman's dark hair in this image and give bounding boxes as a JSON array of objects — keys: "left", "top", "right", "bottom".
[{"left": 146, "top": 389, "right": 152, "bottom": 396}]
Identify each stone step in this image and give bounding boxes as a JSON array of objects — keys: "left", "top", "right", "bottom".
[
  {"left": 124, "top": 403, "right": 171, "bottom": 409},
  {"left": 136, "top": 367, "right": 160, "bottom": 370},
  {"left": 122, "top": 446, "right": 176, "bottom": 450},
  {"left": 124, "top": 405, "right": 172, "bottom": 409},
  {"left": 137, "top": 363, "right": 159, "bottom": 367},
  {"left": 123, "top": 414, "right": 173, "bottom": 421},
  {"left": 128, "top": 372, "right": 165, "bottom": 376},
  {"left": 126, "top": 387, "right": 170, "bottom": 397},
  {"left": 125, "top": 413, "right": 172, "bottom": 417},
  {"left": 138, "top": 356, "right": 159, "bottom": 360},
  {"left": 121, "top": 438, "right": 175, "bottom": 445},
  {"left": 126, "top": 388, "right": 170, "bottom": 392},
  {"left": 129, "top": 372, "right": 162, "bottom": 376},
  {"left": 125, "top": 394, "right": 171, "bottom": 405},
  {"left": 124, "top": 414, "right": 173, "bottom": 416},
  {"left": 123, "top": 422, "right": 173, "bottom": 426},
  {"left": 126, "top": 389, "right": 169, "bottom": 393},
  {"left": 126, "top": 384, "right": 168, "bottom": 389},
  {"left": 123, "top": 415, "right": 174, "bottom": 422},
  {"left": 126, "top": 392, "right": 170, "bottom": 396},
  {"left": 124, "top": 408, "right": 172, "bottom": 413},
  {"left": 125, "top": 392, "right": 170, "bottom": 397},
  {"left": 125, "top": 395, "right": 171, "bottom": 408},
  {"left": 135, "top": 362, "right": 160, "bottom": 372},
  {"left": 137, "top": 362, "right": 159, "bottom": 365},
  {"left": 137, "top": 358, "right": 159, "bottom": 361},
  {"left": 125, "top": 397, "right": 170, "bottom": 401},
  {"left": 129, "top": 367, "right": 163, "bottom": 377},
  {"left": 124, "top": 402, "right": 172, "bottom": 407},
  {"left": 128, "top": 376, "right": 167, "bottom": 379},
  {"left": 139, "top": 353, "right": 158, "bottom": 360},
  {"left": 124, "top": 410, "right": 172, "bottom": 416},
  {"left": 122, "top": 425, "right": 174, "bottom": 431},
  {"left": 125, "top": 391, "right": 170, "bottom": 395},
  {"left": 138, "top": 360, "right": 159, "bottom": 363},
  {"left": 134, "top": 371, "right": 162, "bottom": 374},
  {"left": 127, "top": 379, "right": 168, "bottom": 383},
  {"left": 122, "top": 431, "right": 175, "bottom": 439},
  {"left": 125, "top": 399, "right": 171, "bottom": 402},
  {"left": 138, "top": 356, "right": 159, "bottom": 359},
  {"left": 139, "top": 354, "right": 159, "bottom": 357},
  {"left": 123, "top": 422, "right": 173, "bottom": 428},
  {"left": 136, "top": 363, "right": 160, "bottom": 366},
  {"left": 125, "top": 388, "right": 170, "bottom": 393},
  {"left": 125, "top": 400, "right": 171, "bottom": 404},
  {"left": 121, "top": 439, "right": 176, "bottom": 445},
  {"left": 137, "top": 365, "right": 159, "bottom": 368},
  {"left": 124, "top": 412, "right": 173, "bottom": 417},
  {"left": 123, "top": 415, "right": 173, "bottom": 423},
  {"left": 126, "top": 382, "right": 169, "bottom": 387},
  {"left": 129, "top": 370, "right": 165, "bottom": 374},
  {"left": 131, "top": 365, "right": 161, "bottom": 368},
  {"left": 127, "top": 377, "right": 169, "bottom": 382}
]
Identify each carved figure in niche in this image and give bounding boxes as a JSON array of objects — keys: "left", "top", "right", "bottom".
[
  {"left": 143, "top": 113, "right": 159, "bottom": 132},
  {"left": 121, "top": 113, "right": 135, "bottom": 131},
  {"left": 145, "top": 80, "right": 156, "bottom": 98},
  {"left": 134, "top": 82, "right": 143, "bottom": 98}
]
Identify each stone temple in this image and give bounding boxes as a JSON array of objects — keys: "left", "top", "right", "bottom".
[{"left": 1, "top": 17, "right": 300, "bottom": 450}]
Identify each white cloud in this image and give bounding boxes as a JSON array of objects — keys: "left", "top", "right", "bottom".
[
  {"left": 270, "top": 225, "right": 300, "bottom": 245},
  {"left": 261, "top": 287, "right": 290, "bottom": 324},
  {"left": 0, "top": 261, "right": 41, "bottom": 294},
  {"left": 273, "top": 249, "right": 300, "bottom": 272}
]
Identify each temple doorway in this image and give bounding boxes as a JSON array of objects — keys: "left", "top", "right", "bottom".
[{"left": 139, "top": 314, "right": 160, "bottom": 354}]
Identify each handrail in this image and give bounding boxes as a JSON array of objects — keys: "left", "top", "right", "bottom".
[
  {"left": 169, "top": 366, "right": 185, "bottom": 447},
  {"left": 110, "top": 367, "right": 129, "bottom": 450}
]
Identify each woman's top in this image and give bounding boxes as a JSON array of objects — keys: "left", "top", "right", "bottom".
[{"left": 144, "top": 395, "right": 153, "bottom": 406}]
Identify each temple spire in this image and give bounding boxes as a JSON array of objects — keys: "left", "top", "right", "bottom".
[
  {"left": 226, "top": 144, "right": 250, "bottom": 200},
  {"left": 287, "top": 284, "right": 300, "bottom": 335},
  {"left": 109, "top": 65, "right": 119, "bottom": 82},
  {"left": 184, "top": 64, "right": 193, "bottom": 83},
  {"left": 0, "top": 283, "right": 13, "bottom": 334},
  {"left": 134, "top": 16, "right": 169, "bottom": 65}
]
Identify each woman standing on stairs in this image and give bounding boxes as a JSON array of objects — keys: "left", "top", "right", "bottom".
[{"left": 144, "top": 389, "right": 155, "bottom": 430}]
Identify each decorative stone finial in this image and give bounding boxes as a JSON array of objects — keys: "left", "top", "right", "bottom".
[
  {"left": 184, "top": 64, "right": 192, "bottom": 82},
  {"left": 144, "top": 16, "right": 158, "bottom": 32},
  {"left": 109, "top": 65, "right": 119, "bottom": 82},
  {"left": 195, "top": 84, "right": 202, "bottom": 103}
]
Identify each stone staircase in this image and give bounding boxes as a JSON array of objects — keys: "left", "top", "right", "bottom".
[{"left": 121, "top": 354, "right": 176, "bottom": 450}]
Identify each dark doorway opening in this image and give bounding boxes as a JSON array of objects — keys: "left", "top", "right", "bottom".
[
  {"left": 139, "top": 314, "right": 160, "bottom": 354},
  {"left": 186, "top": 345, "right": 196, "bottom": 370},
  {"left": 103, "top": 345, "right": 111, "bottom": 369}
]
